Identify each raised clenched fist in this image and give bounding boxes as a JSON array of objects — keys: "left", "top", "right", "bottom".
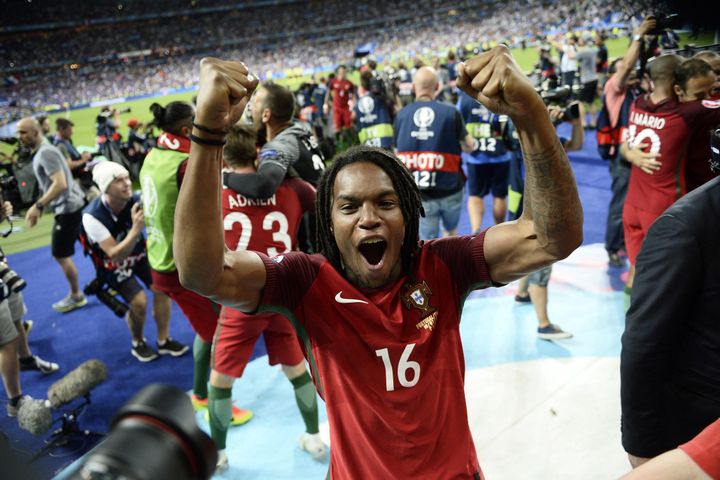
[{"left": 194, "top": 58, "right": 259, "bottom": 132}]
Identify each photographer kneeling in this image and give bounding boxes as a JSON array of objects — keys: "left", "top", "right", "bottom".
[{"left": 81, "top": 162, "right": 188, "bottom": 362}]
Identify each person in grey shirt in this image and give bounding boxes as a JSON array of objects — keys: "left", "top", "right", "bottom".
[
  {"left": 576, "top": 36, "right": 600, "bottom": 129},
  {"left": 17, "top": 117, "right": 88, "bottom": 313}
]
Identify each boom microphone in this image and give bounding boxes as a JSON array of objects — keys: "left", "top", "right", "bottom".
[
  {"left": 47, "top": 359, "right": 107, "bottom": 408},
  {"left": 17, "top": 398, "right": 53, "bottom": 436}
]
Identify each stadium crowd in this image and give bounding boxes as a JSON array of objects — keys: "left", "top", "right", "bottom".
[{"left": 2, "top": 0, "right": 670, "bottom": 112}]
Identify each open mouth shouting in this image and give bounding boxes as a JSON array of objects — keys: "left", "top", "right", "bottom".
[{"left": 358, "top": 238, "right": 387, "bottom": 269}]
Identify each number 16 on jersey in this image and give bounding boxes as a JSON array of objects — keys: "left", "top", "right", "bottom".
[{"left": 375, "top": 344, "right": 420, "bottom": 392}]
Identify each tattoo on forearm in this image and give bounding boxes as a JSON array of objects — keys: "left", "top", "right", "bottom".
[{"left": 522, "top": 138, "right": 583, "bottom": 244}]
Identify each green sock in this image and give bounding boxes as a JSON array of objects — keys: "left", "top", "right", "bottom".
[
  {"left": 208, "top": 385, "right": 232, "bottom": 450},
  {"left": 193, "top": 335, "right": 211, "bottom": 399},
  {"left": 291, "top": 371, "right": 319, "bottom": 434},
  {"left": 624, "top": 286, "right": 632, "bottom": 312}
]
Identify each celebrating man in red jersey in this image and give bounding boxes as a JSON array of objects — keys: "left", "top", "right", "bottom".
[
  {"left": 621, "top": 56, "right": 720, "bottom": 301},
  {"left": 209, "top": 124, "right": 322, "bottom": 471},
  {"left": 175, "top": 46, "right": 583, "bottom": 479},
  {"left": 324, "top": 65, "right": 356, "bottom": 146}
]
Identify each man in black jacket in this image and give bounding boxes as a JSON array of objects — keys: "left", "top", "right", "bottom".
[{"left": 620, "top": 129, "right": 720, "bottom": 468}]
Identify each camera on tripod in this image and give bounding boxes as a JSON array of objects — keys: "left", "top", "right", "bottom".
[{"left": 83, "top": 278, "right": 129, "bottom": 317}]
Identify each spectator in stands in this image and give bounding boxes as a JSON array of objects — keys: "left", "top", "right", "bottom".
[
  {"left": 54, "top": 118, "right": 99, "bottom": 201},
  {"left": 17, "top": 117, "right": 88, "bottom": 313},
  {"left": 82, "top": 161, "right": 188, "bottom": 362},
  {"left": 394, "top": 66, "right": 475, "bottom": 240}
]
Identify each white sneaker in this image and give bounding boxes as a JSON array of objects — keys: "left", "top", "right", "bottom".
[
  {"left": 298, "top": 432, "right": 327, "bottom": 461},
  {"left": 216, "top": 449, "right": 229, "bottom": 473}
]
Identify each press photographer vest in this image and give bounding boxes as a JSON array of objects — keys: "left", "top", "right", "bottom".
[
  {"left": 395, "top": 100, "right": 463, "bottom": 198},
  {"left": 457, "top": 91, "right": 510, "bottom": 164},
  {"left": 138, "top": 132, "right": 189, "bottom": 273},
  {"left": 81, "top": 194, "right": 147, "bottom": 284},
  {"left": 354, "top": 93, "right": 393, "bottom": 149},
  {"left": 53, "top": 137, "right": 80, "bottom": 160}
]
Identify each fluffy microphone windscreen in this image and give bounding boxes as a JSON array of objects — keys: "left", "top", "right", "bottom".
[
  {"left": 48, "top": 359, "right": 108, "bottom": 408},
  {"left": 17, "top": 398, "right": 53, "bottom": 436}
]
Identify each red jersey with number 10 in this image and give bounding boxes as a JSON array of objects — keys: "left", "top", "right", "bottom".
[
  {"left": 625, "top": 96, "right": 720, "bottom": 215},
  {"left": 258, "top": 234, "right": 493, "bottom": 479},
  {"left": 221, "top": 177, "right": 315, "bottom": 254}
]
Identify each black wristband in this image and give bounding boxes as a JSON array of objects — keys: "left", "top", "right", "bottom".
[
  {"left": 190, "top": 134, "right": 226, "bottom": 147},
  {"left": 192, "top": 122, "right": 226, "bottom": 136}
]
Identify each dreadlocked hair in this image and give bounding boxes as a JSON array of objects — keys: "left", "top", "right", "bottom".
[{"left": 315, "top": 145, "right": 424, "bottom": 277}]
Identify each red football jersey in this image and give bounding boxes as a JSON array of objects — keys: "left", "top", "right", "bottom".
[
  {"left": 685, "top": 123, "right": 720, "bottom": 191},
  {"left": 625, "top": 96, "right": 720, "bottom": 214},
  {"left": 679, "top": 418, "right": 720, "bottom": 479},
  {"left": 329, "top": 78, "right": 354, "bottom": 110},
  {"left": 222, "top": 176, "right": 315, "bottom": 254},
  {"left": 258, "top": 234, "right": 493, "bottom": 479}
]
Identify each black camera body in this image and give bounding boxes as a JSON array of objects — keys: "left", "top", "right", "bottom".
[
  {"left": 537, "top": 86, "right": 580, "bottom": 124},
  {"left": 84, "top": 278, "right": 129, "bottom": 318},
  {"left": 96, "top": 107, "right": 131, "bottom": 125},
  {"left": 647, "top": 13, "right": 681, "bottom": 36}
]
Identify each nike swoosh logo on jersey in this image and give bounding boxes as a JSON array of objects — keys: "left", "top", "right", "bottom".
[{"left": 334, "top": 292, "right": 368, "bottom": 304}]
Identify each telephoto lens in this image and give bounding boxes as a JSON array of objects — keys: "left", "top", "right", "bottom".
[
  {"left": 65, "top": 384, "right": 217, "bottom": 480},
  {"left": 0, "top": 262, "right": 27, "bottom": 292}
]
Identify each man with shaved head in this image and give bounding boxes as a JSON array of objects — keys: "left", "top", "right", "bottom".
[
  {"left": 17, "top": 117, "right": 87, "bottom": 313},
  {"left": 394, "top": 66, "right": 476, "bottom": 240},
  {"left": 619, "top": 53, "right": 682, "bottom": 301},
  {"left": 620, "top": 54, "right": 720, "bottom": 301}
]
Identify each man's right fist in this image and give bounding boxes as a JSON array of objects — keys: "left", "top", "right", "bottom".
[{"left": 195, "top": 58, "right": 259, "bottom": 132}]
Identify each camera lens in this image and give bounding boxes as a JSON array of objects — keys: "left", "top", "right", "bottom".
[{"left": 66, "top": 385, "right": 217, "bottom": 480}]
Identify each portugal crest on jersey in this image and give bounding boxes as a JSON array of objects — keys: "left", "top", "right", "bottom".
[{"left": 402, "top": 281, "right": 438, "bottom": 331}]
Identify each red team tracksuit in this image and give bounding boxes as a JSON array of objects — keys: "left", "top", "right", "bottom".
[
  {"left": 623, "top": 96, "right": 720, "bottom": 264},
  {"left": 257, "top": 233, "right": 493, "bottom": 479},
  {"left": 213, "top": 177, "right": 315, "bottom": 377}
]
